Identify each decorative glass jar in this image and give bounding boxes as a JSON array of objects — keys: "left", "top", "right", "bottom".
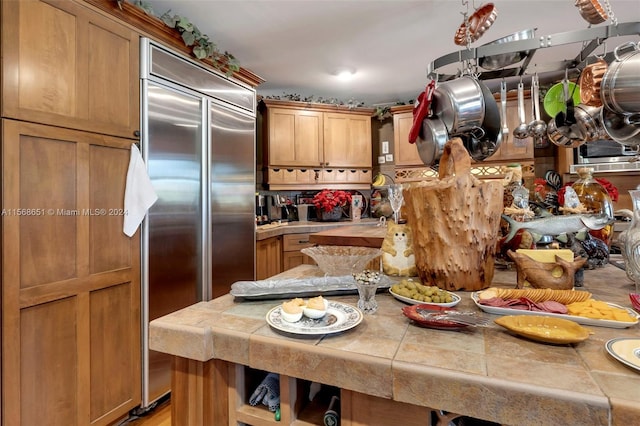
[
  {"left": 571, "top": 167, "right": 614, "bottom": 247},
  {"left": 621, "top": 190, "right": 640, "bottom": 292}
]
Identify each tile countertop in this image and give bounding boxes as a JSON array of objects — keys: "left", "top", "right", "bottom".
[
  {"left": 149, "top": 264, "right": 640, "bottom": 426},
  {"left": 255, "top": 218, "right": 380, "bottom": 240}
]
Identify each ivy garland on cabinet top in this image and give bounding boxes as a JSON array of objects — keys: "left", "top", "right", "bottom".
[
  {"left": 115, "top": 0, "right": 240, "bottom": 75},
  {"left": 261, "top": 94, "right": 413, "bottom": 121}
]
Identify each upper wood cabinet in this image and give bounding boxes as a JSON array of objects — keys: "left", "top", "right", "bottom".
[
  {"left": 323, "top": 113, "right": 372, "bottom": 168},
  {"left": 391, "top": 106, "right": 423, "bottom": 167},
  {"left": 266, "top": 107, "right": 324, "bottom": 167},
  {"left": 261, "top": 100, "right": 374, "bottom": 169},
  {"left": 1, "top": 0, "right": 140, "bottom": 139}
]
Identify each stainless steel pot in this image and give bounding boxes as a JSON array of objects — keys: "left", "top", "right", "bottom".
[
  {"left": 478, "top": 28, "right": 535, "bottom": 70},
  {"left": 601, "top": 107, "right": 640, "bottom": 146},
  {"left": 464, "top": 79, "right": 502, "bottom": 161},
  {"left": 547, "top": 116, "right": 586, "bottom": 148},
  {"left": 573, "top": 104, "right": 606, "bottom": 142},
  {"left": 601, "top": 41, "right": 640, "bottom": 114},
  {"left": 431, "top": 76, "right": 485, "bottom": 134},
  {"left": 416, "top": 116, "right": 449, "bottom": 166}
]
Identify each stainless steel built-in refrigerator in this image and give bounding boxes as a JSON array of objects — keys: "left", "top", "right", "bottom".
[{"left": 139, "top": 38, "right": 256, "bottom": 409}]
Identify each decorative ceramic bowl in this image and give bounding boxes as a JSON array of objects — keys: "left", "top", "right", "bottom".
[{"left": 301, "top": 245, "right": 382, "bottom": 276}]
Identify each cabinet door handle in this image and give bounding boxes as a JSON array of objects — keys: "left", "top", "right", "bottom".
[{"left": 298, "top": 240, "right": 309, "bottom": 244}]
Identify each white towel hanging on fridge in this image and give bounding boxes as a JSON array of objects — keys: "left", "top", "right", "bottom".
[{"left": 123, "top": 143, "right": 158, "bottom": 237}]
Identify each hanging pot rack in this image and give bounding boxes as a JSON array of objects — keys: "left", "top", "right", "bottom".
[{"left": 427, "top": 21, "right": 640, "bottom": 86}]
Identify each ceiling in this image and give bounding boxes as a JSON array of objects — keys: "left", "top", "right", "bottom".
[{"left": 144, "top": 0, "right": 640, "bottom": 106}]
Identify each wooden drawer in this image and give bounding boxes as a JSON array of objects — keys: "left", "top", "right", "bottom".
[{"left": 282, "top": 233, "right": 313, "bottom": 252}]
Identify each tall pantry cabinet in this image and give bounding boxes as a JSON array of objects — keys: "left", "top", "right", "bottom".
[{"left": 1, "top": 0, "right": 142, "bottom": 425}]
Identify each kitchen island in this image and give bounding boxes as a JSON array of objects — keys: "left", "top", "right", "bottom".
[{"left": 149, "top": 264, "right": 640, "bottom": 426}]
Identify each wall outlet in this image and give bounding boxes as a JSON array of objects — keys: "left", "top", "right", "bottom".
[
  {"left": 385, "top": 154, "right": 394, "bottom": 162},
  {"left": 378, "top": 155, "right": 386, "bottom": 164},
  {"left": 381, "top": 140, "right": 389, "bottom": 154}
]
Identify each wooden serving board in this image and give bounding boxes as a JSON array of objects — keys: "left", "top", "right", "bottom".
[{"left": 308, "top": 225, "right": 386, "bottom": 248}]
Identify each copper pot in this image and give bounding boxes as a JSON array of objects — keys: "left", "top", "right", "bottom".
[
  {"left": 453, "top": 3, "right": 498, "bottom": 46},
  {"left": 574, "top": 0, "right": 608, "bottom": 25},
  {"left": 579, "top": 58, "right": 607, "bottom": 107}
]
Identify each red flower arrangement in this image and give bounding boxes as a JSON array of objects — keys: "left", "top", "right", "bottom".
[
  {"left": 557, "top": 177, "right": 619, "bottom": 206},
  {"left": 313, "top": 189, "right": 352, "bottom": 213}
]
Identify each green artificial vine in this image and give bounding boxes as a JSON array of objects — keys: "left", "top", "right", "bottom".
[
  {"left": 159, "top": 11, "right": 240, "bottom": 75},
  {"left": 262, "top": 93, "right": 366, "bottom": 109},
  {"left": 115, "top": 0, "right": 240, "bottom": 76}
]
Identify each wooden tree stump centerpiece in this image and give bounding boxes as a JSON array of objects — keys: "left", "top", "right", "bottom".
[{"left": 403, "top": 138, "right": 504, "bottom": 291}]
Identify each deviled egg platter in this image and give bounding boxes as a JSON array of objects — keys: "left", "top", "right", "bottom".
[{"left": 281, "top": 296, "right": 328, "bottom": 322}]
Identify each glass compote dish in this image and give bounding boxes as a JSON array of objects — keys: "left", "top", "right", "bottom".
[
  {"left": 388, "top": 184, "right": 404, "bottom": 223},
  {"left": 301, "top": 246, "right": 382, "bottom": 277},
  {"left": 352, "top": 269, "right": 382, "bottom": 314}
]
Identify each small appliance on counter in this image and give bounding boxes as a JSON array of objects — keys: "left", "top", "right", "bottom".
[
  {"left": 267, "top": 195, "right": 283, "bottom": 222},
  {"left": 257, "top": 193, "right": 298, "bottom": 223},
  {"left": 256, "top": 194, "right": 269, "bottom": 225}
]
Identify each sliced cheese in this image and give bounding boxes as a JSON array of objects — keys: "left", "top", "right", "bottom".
[{"left": 516, "top": 249, "right": 574, "bottom": 263}]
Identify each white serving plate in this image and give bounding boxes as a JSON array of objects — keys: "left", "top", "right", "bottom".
[
  {"left": 606, "top": 338, "right": 640, "bottom": 372},
  {"left": 389, "top": 287, "right": 461, "bottom": 308},
  {"left": 471, "top": 292, "right": 639, "bottom": 329},
  {"left": 266, "top": 300, "right": 363, "bottom": 335}
]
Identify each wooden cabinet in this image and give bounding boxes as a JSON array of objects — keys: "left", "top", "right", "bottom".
[
  {"left": 323, "top": 113, "right": 372, "bottom": 168},
  {"left": 1, "top": 0, "right": 140, "bottom": 139},
  {"left": 256, "top": 236, "right": 283, "bottom": 280},
  {"left": 261, "top": 100, "right": 374, "bottom": 189},
  {"left": 1, "top": 1, "right": 143, "bottom": 424},
  {"left": 267, "top": 108, "right": 324, "bottom": 167},
  {"left": 262, "top": 100, "right": 373, "bottom": 169},
  {"left": 1, "top": 120, "right": 140, "bottom": 426},
  {"left": 282, "top": 234, "right": 315, "bottom": 271},
  {"left": 392, "top": 106, "right": 422, "bottom": 167}
]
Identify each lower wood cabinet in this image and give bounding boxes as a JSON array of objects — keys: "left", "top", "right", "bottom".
[
  {"left": 282, "top": 234, "right": 316, "bottom": 271},
  {"left": 256, "top": 236, "right": 283, "bottom": 280}
]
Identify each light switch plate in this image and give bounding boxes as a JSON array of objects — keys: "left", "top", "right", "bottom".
[
  {"left": 381, "top": 140, "right": 389, "bottom": 154},
  {"left": 378, "top": 155, "right": 386, "bottom": 164},
  {"left": 385, "top": 154, "right": 394, "bottom": 162}
]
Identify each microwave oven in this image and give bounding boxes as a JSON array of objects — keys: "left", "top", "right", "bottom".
[{"left": 571, "top": 139, "right": 640, "bottom": 173}]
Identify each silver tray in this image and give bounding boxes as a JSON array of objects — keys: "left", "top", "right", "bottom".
[{"left": 230, "top": 274, "right": 393, "bottom": 300}]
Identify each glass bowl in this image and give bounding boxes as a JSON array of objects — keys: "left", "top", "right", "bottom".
[{"left": 301, "top": 245, "right": 381, "bottom": 276}]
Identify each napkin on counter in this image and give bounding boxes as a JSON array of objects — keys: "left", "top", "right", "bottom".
[
  {"left": 123, "top": 143, "right": 158, "bottom": 237},
  {"left": 249, "top": 372, "right": 280, "bottom": 412}
]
